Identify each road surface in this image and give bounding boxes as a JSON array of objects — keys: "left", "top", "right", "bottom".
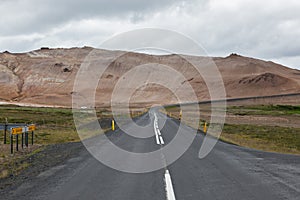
[
  {"left": 0, "top": 124, "right": 27, "bottom": 131},
  {"left": 3, "top": 110, "right": 300, "bottom": 200}
]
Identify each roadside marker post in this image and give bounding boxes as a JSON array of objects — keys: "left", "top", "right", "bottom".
[
  {"left": 179, "top": 110, "right": 182, "bottom": 121},
  {"left": 25, "top": 131, "right": 28, "bottom": 147},
  {"left": 4, "top": 123, "right": 7, "bottom": 144},
  {"left": 4, "top": 118, "right": 8, "bottom": 144},
  {"left": 21, "top": 132, "right": 24, "bottom": 149},
  {"left": 10, "top": 134, "right": 13, "bottom": 154},
  {"left": 203, "top": 122, "right": 207, "bottom": 134},
  {"left": 16, "top": 134, "right": 19, "bottom": 151},
  {"left": 112, "top": 119, "right": 115, "bottom": 131}
]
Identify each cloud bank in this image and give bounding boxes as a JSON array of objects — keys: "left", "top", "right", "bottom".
[{"left": 0, "top": 0, "right": 299, "bottom": 69}]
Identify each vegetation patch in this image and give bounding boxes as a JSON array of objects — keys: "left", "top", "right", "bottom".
[
  {"left": 0, "top": 105, "right": 115, "bottom": 179},
  {"left": 165, "top": 104, "right": 300, "bottom": 155},
  {"left": 221, "top": 124, "right": 300, "bottom": 154},
  {"left": 229, "top": 104, "right": 300, "bottom": 116}
]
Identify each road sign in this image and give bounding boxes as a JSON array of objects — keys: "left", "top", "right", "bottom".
[
  {"left": 9, "top": 124, "right": 36, "bottom": 154},
  {"left": 28, "top": 125, "right": 36, "bottom": 131},
  {"left": 11, "top": 127, "right": 24, "bottom": 135}
]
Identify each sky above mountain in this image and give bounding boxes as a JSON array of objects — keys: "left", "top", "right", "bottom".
[{"left": 0, "top": 0, "right": 299, "bottom": 69}]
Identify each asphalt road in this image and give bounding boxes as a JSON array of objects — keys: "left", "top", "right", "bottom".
[
  {"left": 3, "top": 110, "right": 300, "bottom": 200},
  {"left": 0, "top": 124, "right": 27, "bottom": 131}
]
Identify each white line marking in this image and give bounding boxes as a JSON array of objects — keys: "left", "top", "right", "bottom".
[
  {"left": 154, "top": 122, "right": 160, "bottom": 145},
  {"left": 165, "top": 170, "right": 176, "bottom": 200},
  {"left": 153, "top": 112, "right": 165, "bottom": 145},
  {"left": 159, "top": 136, "right": 164, "bottom": 145},
  {"left": 155, "top": 134, "right": 160, "bottom": 145},
  {"left": 154, "top": 115, "right": 160, "bottom": 145},
  {"left": 157, "top": 128, "right": 161, "bottom": 136}
]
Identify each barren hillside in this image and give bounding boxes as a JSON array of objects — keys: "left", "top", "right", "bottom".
[{"left": 0, "top": 48, "right": 299, "bottom": 108}]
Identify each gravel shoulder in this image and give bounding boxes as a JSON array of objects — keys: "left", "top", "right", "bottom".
[{"left": 0, "top": 142, "right": 85, "bottom": 195}]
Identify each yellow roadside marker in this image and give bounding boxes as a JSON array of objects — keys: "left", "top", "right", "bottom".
[
  {"left": 203, "top": 122, "right": 207, "bottom": 134},
  {"left": 112, "top": 119, "right": 115, "bottom": 131}
]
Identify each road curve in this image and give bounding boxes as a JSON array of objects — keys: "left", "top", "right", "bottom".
[{"left": 3, "top": 110, "right": 300, "bottom": 200}]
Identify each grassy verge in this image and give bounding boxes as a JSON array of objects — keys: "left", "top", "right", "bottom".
[
  {"left": 0, "top": 105, "right": 79, "bottom": 145},
  {"left": 0, "top": 106, "right": 77, "bottom": 178},
  {"left": 0, "top": 105, "right": 117, "bottom": 179},
  {"left": 164, "top": 104, "right": 300, "bottom": 155},
  {"left": 221, "top": 124, "right": 300, "bottom": 154},
  {"left": 229, "top": 104, "right": 300, "bottom": 116},
  {"left": 0, "top": 147, "right": 43, "bottom": 179}
]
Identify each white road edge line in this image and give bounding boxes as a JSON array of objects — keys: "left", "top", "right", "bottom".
[{"left": 165, "top": 170, "right": 176, "bottom": 200}]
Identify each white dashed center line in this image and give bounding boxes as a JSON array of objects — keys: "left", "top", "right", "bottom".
[
  {"left": 154, "top": 113, "right": 165, "bottom": 145},
  {"left": 153, "top": 112, "right": 176, "bottom": 200},
  {"left": 165, "top": 170, "right": 176, "bottom": 200}
]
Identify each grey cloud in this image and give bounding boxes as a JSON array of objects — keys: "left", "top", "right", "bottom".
[
  {"left": 0, "top": 0, "right": 299, "bottom": 69},
  {"left": 0, "top": 0, "right": 183, "bottom": 36},
  {"left": 0, "top": 36, "right": 41, "bottom": 52},
  {"left": 186, "top": 1, "right": 300, "bottom": 60}
]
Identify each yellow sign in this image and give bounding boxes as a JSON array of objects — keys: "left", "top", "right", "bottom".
[
  {"left": 28, "top": 125, "right": 36, "bottom": 131},
  {"left": 12, "top": 127, "right": 24, "bottom": 135}
]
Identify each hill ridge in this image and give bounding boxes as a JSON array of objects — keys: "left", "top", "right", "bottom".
[{"left": 0, "top": 47, "right": 299, "bottom": 107}]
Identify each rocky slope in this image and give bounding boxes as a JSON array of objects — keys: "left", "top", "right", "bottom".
[{"left": 0, "top": 47, "right": 299, "bottom": 107}]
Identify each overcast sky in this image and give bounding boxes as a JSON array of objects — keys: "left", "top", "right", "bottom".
[{"left": 0, "top": 0, "right": 300, "bottom": 69}]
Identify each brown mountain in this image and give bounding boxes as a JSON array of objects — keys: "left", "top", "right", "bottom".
[{"left": 0, "top": 47, "right": 299, "bottom": 108}]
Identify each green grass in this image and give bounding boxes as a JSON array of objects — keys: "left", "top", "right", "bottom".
[
  {"left": 164, "top": 104, "right": 300, "bottom": 155},
  {"left": 0, "top": 106, "right": 74, "bottom": 126},
  {"left": 221, "top": 124, "right": 300, "bottom": 154},
  {"left": 198, "top": 122, "right": 300, "bottom": 154},
  {"left": 0, "top": 105, "right": 123, "bottom": 145},
  {"left": 0, "top": 106, "right": 78, "bottom": 145},
  {"left": 0, "top": 146, "right": 44, "bottom": 179},
  {"left": 164, "top": 105, "right": 180, "bottom": 110},
  {"left": 229, "top": 105, "right": 300, "bottom": 116},
  {"left": 0, "top": 105, "right": 117, "bottom": 179}
]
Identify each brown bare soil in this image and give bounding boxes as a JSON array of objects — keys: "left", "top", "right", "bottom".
[
  {"left": 0, "top": 48, "right": 299, "bottom": 107},
  {"left": 0, "top": 47, "right": 300, "bottom": 107}
]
